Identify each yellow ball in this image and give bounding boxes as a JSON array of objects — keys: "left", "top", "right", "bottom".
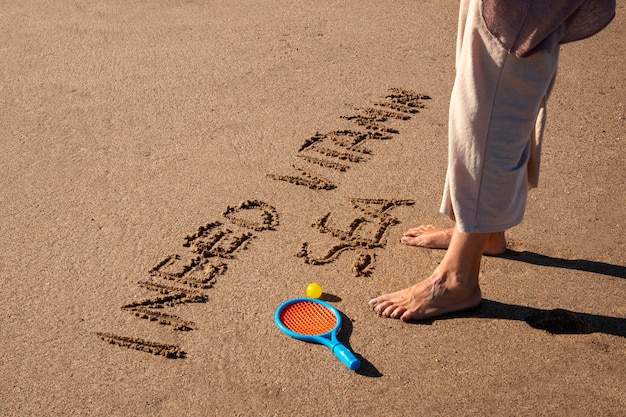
[{"left": 306, "top": 282, "right": 323, "bottom": 299}]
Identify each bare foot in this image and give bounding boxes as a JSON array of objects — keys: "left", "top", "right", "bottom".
[
  {"left": 368, "top": 270, "right": 482, "bottom": 321},
  {"left": 401, "top": 225, "right": 506, "bottom": 256}
]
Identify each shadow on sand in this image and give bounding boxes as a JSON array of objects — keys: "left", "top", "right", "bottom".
[
  {"left": 407, "top": 300, "right": 625, "bottom": 339},
  {"left": 321, "top": 295, "right": 383, "bottom": 378},
  {"left": 326, "top": 247, "right": 626, "bottom": 377},
  {"left": 408, "top": 249, "right": 625, "bottom": 337},
  {"left": 500, "top": 249, "right": 625, "bottom": 279}
]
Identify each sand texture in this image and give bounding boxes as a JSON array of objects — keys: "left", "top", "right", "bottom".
[{"left": 1, "top": 1, "right": 625, "bottom": 416}]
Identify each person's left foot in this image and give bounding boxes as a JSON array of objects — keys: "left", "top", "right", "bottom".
[{"left": 401, "top": 225, "right": 507, "bottom": 256}]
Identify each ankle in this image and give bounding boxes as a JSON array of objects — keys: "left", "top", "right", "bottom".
[
  {"left": 431, "top": 266, "right": 479, "bottom": 289},
  {"left": 484, "top": 231, "right": 507, "bottom": 255}
]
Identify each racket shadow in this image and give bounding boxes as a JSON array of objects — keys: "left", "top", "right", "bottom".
[{"left": 336, "top": 310, "right": 383, "bottom": 378}]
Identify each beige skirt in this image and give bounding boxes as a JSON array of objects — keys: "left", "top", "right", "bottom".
[{"left": 440, "top": 0, "right": 560, "bottom": 233}]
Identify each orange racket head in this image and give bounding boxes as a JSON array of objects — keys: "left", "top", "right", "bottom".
[{"left": 276, "top": 298, "right": 340, "bottom": 337}]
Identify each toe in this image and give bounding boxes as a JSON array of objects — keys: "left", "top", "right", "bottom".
[
  {"left": 401, "top": 236, "right": 419, "bottom": 246},
  {"left": 390, "top": 307, "right": 406, "bottom": 319},
  {"left": 404, "top": 226, "right": 426, "bottom": 237},
  {"left": 381, "top": 304, "right": 398, "bottom": 317},
  {"left": 400, "top": 311, "right": 413, "bottom": 322},
  {"left": 403, "top": 225, "right": 435, "bottom": 237},
  {"left": 373, "top": 300, "right": 390, "bottom": 315},
  {"left": 372, "top": 301, "right": 384, "bottom": 314}
]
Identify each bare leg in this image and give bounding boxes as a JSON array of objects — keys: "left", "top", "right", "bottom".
[
  {"left": 401, "top": 225, "right": 507, "bottom": 256},
  {"left": 369, "top": 227, "right": 489, "bottom": 321}
]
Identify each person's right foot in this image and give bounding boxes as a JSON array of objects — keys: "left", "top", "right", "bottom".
[{"left": 368, "top": 268, "right": 483, "bottom": 321}]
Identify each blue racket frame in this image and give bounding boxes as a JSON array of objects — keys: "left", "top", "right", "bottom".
[{"left": 275, "top": 298, "right": 361, "bottom": 371}]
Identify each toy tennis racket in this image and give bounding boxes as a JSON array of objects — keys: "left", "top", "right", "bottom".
[{"left": 275, "top": 298, "right": 361, "bottom": 371}]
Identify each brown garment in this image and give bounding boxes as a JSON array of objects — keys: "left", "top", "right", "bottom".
[{"left": 482, "top": 0, "right": 616, "bottom": 57}]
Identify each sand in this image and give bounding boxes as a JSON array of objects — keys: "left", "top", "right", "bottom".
[{"left": 1, "top": 1, "right": 624, "bottom": 416}]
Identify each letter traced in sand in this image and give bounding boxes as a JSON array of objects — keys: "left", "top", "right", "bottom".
[
  {"left": 267, "top": 165, "right": 337, "bottom": 190},
  {"left": 97, "top": 200, "right": 279, "bottom": 358},
  {"left": 298, "top": 198, "right": 414, "bottom": 277},
  {"left": 95, "top": 333, "right": 185, "bottom": 359},
  {"left": 268, "top": 88, "right": 430, "bottom": 190}
]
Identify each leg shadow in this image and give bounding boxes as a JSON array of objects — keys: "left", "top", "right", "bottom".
[
  {"left": 415, "top": 299, "right": 626, "bottom": 338},
  {"left": 501, "top": 250, "right": 625, "bottom": 279}
]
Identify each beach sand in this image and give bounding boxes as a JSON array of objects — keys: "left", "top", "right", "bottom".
[{"left": 1, "top": 1, "right": 624, "bottom": 416}]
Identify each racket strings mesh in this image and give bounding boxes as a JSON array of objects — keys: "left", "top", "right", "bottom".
[{"left": 280, "top": 301, "right": 337, "bottom": 336}]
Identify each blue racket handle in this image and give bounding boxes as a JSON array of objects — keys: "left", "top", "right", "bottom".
[{"left": 332, "top": 343, "right": 361, "bottom": 371}]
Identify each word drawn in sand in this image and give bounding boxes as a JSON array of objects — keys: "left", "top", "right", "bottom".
[
  {"left": 298, "top": 198, "right": 415, "bottom": 277},
  {"left": 268, "top": 88, "right": 430, "bottom": 191},
  {"left": 97, "top": 200, "right": 279, "bottom": 358},
  {"left": 95, "top": 333, "right": 185, "bottom": 359}
]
